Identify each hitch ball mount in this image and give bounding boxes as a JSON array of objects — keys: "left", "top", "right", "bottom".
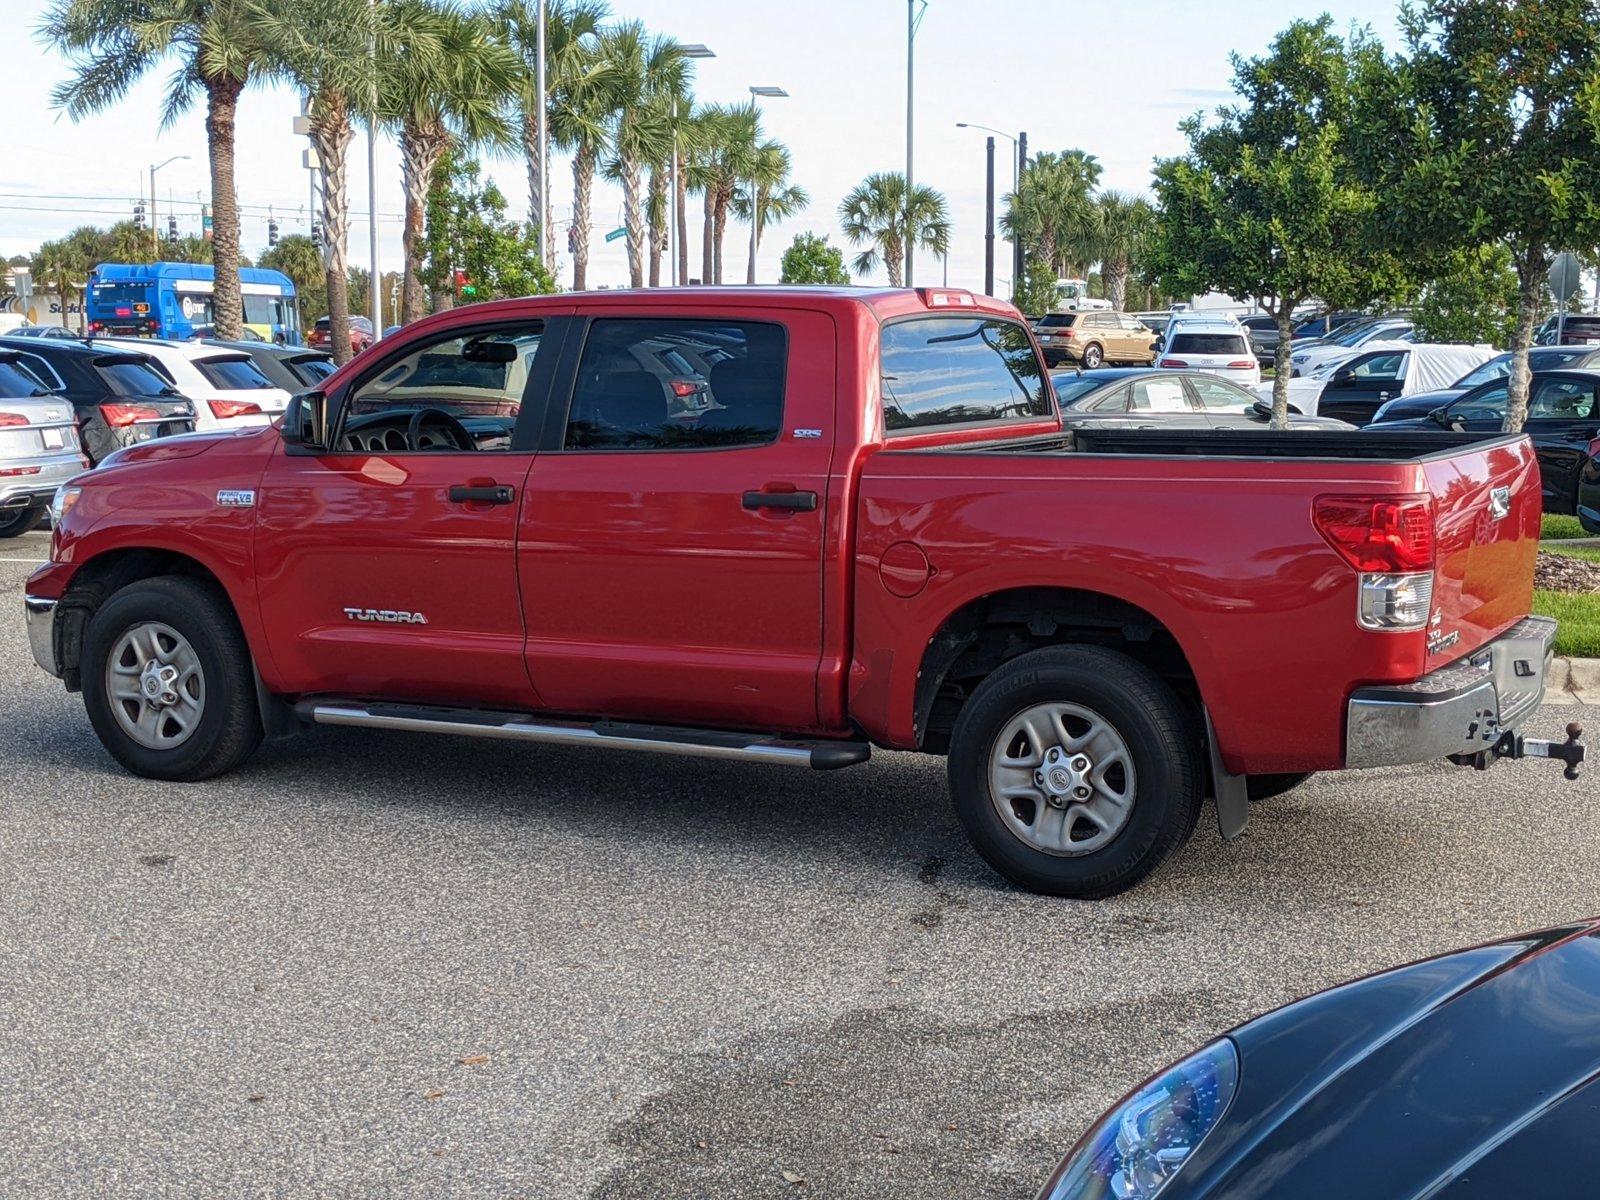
[{"left": 1451, "top": 722, "right": 1585, "bottom": 780}]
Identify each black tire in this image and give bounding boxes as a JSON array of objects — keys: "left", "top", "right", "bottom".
[
  {"left": 1246, "top": 772, "right": 1312, "bottom": 802},
  {"left": 0, "top": 506, "right": 46, "bottom": 538},
  {"left": 1081, "top": 342, "right": 1104, "bottom": 369},
  {"left": 81, "top": 576, "right": 262, "bottom": 781},
  {"left": 947, "top": 645, "right": 1202, "bottom": 898}
]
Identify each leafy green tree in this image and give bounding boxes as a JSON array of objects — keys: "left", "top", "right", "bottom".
[
  {"left": 1359, "top": 0, "right": 1600, "bottom": 430},
  {"left": 421, "top": 156, "right": 555, "bottom": 305},
  {"left": 838, "top": 172, "right": 950, "bottom": 287},
  {"left": 732, "top": 142, "right": 808, "bottom": 283},
  {"left": 1151, "top": 18, "right": 1403, "bottom": 424},
  {"left": 1410, "top": 244, "right": 1520, "bottom": 346},
  {"left": 40, "top": 0, "right": 275, "bottom": 339},
  {"left": 1011, "top": 258, "right": 1060, "bottom": 317},
  {"left": 779, "top": 232, "right": 850, "bottom": 285},
  {"left": 31, "top": 234, "right": 91, "bottom": 329},
  {"left": 258, "top": 233, "right": 324, "bottom": 335}
]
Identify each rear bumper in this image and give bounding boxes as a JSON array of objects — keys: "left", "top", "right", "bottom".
[
  {"left": 1345, "top": 616, "right": 1555, "bottom": 769},
  {"left": 25, "top": 596, "right": 59, "bottom": 677}
]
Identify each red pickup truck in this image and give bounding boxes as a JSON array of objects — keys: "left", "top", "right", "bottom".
[{"left": 23, "top": 287, "right": 1581, "bottom": 897}]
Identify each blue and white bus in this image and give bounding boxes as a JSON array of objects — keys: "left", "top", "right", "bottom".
[{"left": 86, "top": 262, "right": 302, "bottom": 344}]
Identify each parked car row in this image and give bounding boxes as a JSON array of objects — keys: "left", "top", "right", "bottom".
[{"left": 0, "top": 333, "right": 334, "bottom": 536}]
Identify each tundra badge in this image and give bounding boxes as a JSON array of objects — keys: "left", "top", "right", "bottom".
[
  {"left": 216, "top": 489, "right": 256, "bottom": 508},
  {"left": 343, "top": 608, "right": 429, "bottom": 625},
  {"left": 1488, "top": 485, "right": 1511, "bottom": 521}
]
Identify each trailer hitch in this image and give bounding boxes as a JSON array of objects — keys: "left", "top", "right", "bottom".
[{"left": 1452, "top": 722, "right": 1585, "bottom": 780}]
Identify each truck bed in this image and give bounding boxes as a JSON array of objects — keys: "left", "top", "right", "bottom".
[{"left": 945, "top": 428, "right": 1520, "bottom": 462}]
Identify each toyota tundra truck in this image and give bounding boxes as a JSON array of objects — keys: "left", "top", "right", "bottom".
[{"left": 22, "top": 287, "right": 1582, "bottom": 897}]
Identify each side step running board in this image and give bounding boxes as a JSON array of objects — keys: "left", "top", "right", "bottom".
[{"left": 295, "top": 700, "right": 872, "bottom": 771}]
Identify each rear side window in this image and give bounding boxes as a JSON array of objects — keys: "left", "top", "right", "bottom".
[
  {"left": 1035, "top": 314, "right": 1078, "bottom": 328},
  {"left": 881, "top": 317, "right": 1051, "bottom": 433},
  {"left": 95, "top": 359, "right": 172, "bottom": 396},
  {"left": 1169, "top": 333, "right": 1249, "bottom": 356},
  {"left": 1128, "top": 377, "right": 1191, "bottom": 412},
  {"left": 291, "top": 357, "right": 336, "bottom": 384},
  {"left": 564, "top": 318, "right": 786, "bottom": 450},
  {"left": 197, "top": 357, "right": 275, "bottom": 390},
  {"left": 0, "top": 361, "right": 44, "bottom": 397}
]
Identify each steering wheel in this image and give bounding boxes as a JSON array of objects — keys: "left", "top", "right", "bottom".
[{"left": 406, "top": 406, "right": 475, "bottom": 452}]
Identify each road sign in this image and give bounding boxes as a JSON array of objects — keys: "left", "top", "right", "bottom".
[
  {"left": 1551, "top": 252, "right": 1584, "bottom": 304},
  {"left": 604, "top": 227, "right": 626, "bottom": 243}
]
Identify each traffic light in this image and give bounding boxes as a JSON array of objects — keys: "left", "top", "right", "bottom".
[
  {"left": 567, "top": 226, "right": 578, "bottom": 254},
  {"left": 167, "top": 215, "right": 179, "bottom": 242},
  {"left": 310, "top": 222, "right": 324, "bottom": 249},
  {"left": 454, "top": 269, "right": 476, "bottom": 298},
  {"left": 133, "top": 201, "right": 146, "bottom": 229},
  {"left": 267, "top": 217, "right": 280, "bottom": 246}
]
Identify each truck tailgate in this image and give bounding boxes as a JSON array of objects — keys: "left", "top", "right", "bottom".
[{"left": 1422, "top": 436, "right": 1541, "bottom": 670}]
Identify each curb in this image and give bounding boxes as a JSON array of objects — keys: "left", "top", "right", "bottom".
[{"left": 1545, "top": 656, "right": 1600, "bottom": 705}]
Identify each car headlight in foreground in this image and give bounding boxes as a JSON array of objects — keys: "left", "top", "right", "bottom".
[{"left": 1038, "top": 1039, "right": 1238, "bottom": 1200}]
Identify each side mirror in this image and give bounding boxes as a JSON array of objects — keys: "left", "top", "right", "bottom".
[{"left": 281, "top": 391, "right": 329, "bottom": 450}]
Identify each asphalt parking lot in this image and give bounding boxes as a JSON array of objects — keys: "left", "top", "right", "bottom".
[{"left": 2, "top": 526, "right": 1598, "bottom": 1199}]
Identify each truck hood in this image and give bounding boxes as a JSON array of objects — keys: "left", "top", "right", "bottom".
[
  {"left": 98, "top": 425, "right": 270, "bottom": 468},
  {"left": 1184, "top": 921, "right": 1600, "bottom": 1198}
]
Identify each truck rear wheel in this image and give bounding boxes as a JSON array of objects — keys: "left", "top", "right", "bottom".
[
  {"left": 81, "top": 576, "right": 262, "bottom": 781},
  {"left": 947, "top": 645, "right": 1200, "bottom": 898}
]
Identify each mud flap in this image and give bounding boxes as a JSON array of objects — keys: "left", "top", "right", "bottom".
[{"left": 1206, "top": 709, "right": 1249, "bottom": 840}]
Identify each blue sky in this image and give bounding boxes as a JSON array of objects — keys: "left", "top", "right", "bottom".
[{"left": 2, "top": 0, "right": 1405, "bottom": 292}]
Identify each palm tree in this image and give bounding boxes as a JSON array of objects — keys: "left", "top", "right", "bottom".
[
  {"left": 40, "top": 0, "right": 273, "bottom": 340},
  {"left": 1082, "top": 191, "right": 1155, "bottom": 311},
  {"left": 496, "top": 0, "right": 607, "bottom": 262},
  {"left": 839, "top": 172, "right": 949, "bottom": 287},
  {"left": 544, "top": 20, "right": 617, "bottom": 290},
  {"left": 688, "top": 102, "right": 758, "bottom": 285},
  {"left": 31, "top": 236, "right": 90, "bottom": 330},
  {"left": 601, "top": 23, "right": 688, "bottom": 287},
  {"left": 380, "top": 0, "right": 517, "bottom": 323},
  {"left": 732, "top": 142, "right": 808, "bottom": 284},
  {"left": 1003, "top": 153, "right": 1097, "bottom": 280}
]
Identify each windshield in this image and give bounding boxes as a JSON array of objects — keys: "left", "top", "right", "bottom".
[
  {"left": 1454, "top": 354, "right": 1513, "bottom": 388},
  {"left": 198, "top": 356, "right": 275, "bottom": 390},
  {"left": 95, "top": 358, "right": 176, "bottom": 396},
  {"left": 1052, "top": 375, "right": 1108, "bottom": 406}
]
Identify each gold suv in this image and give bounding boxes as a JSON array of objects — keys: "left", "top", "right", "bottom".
[{"left": 1033, "top": 311, "right": 1158, "bottom": 369}]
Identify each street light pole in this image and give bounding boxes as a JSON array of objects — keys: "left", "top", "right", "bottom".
[
  {"left": 983, "top": 137, "right": 994, "bottom": 297},
  {"left": 748, "top": 85, "right": 787, "bottom": 285},
  {"left": 536, "top": 0, "right": 547, "bottom": 272},
  {"left": 149, "top": 156, "right": 189, "bottom": 259},
  {"left": 367, "top": 0, "right": 382, "bottom": 339},
  {"left": 905, "top": 0, "right": 924, "bottom": 288},
  {"left": 1015, "top": 130, "right": 1028, "bottom": 298}
]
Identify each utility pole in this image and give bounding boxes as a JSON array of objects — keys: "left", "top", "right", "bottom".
[
  {"left": 983, "top": 136, "right": 995, "bottom": 297},
  {"left": 367, "top": 0, "right": 381, "bottom": 339}
]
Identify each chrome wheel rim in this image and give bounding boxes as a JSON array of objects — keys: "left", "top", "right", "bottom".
[
  {"left": 105, "top": 621, "right": 205, "bottom": 750},
  {"left": 987, "top": 702, "right": 1136, "bottom": 856}
]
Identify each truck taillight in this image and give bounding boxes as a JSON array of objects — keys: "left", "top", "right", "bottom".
[
  {"left": 1313, "top": 495, "right": 1434, "bottom": 572},
  {"left": 1314, "top": 494, "right": 1436, "bottom": 632},
  {"left": 98, "top": 403, "right": 160, "bottom": 427},
  {"left": 0, "top": 412, "right": 28, "bottom": 428},
  {"left": 1159, "top": 357, "right": 1188, "bottom": 368},
  {"left": 208, "top": 398, "right": 264, "bottom": 419}
]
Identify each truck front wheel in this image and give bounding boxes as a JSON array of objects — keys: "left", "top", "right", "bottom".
[
  {"left": 947, "top": 645, "right": 1201, "bottom": 898},
  {"left": 81, "top": 576, "right": 263, "bottom": 781}
]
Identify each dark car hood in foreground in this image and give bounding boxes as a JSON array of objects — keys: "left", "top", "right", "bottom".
[{"left": 1177, "top": 921, "right": 1600, "bottom": 1198}]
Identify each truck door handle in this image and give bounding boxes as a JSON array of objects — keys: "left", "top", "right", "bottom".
[
  {"left": 743, "top": 489, "right": 818, "bottom": 511},
  {"left": 448, "top": 484, "right": 515, "bottom": 505}
]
